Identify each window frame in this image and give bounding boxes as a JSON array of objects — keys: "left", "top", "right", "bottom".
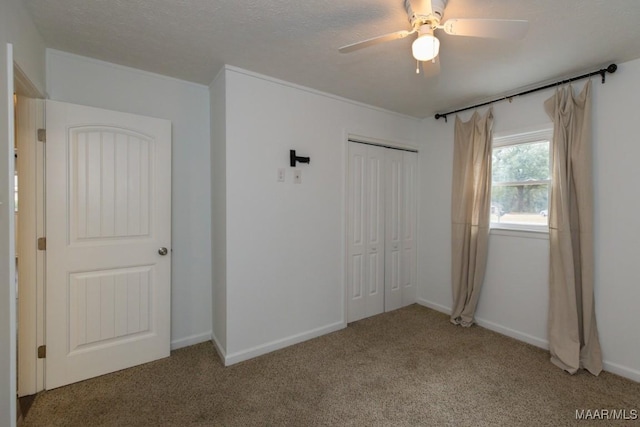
[{"left": 490, "top": 126, "right": 553, "bottom": 234}]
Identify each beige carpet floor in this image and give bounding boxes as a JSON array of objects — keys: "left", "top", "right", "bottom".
[{"left": 23, "top": 305, "right": 640, "bottom": 426}]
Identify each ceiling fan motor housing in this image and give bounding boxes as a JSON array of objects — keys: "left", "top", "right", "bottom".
[
  {"left": 406, "top": 0, "right": 448, "bottom": 28},
  {"left": 430, "top": 0, "right": 448, "bottom": 20}
]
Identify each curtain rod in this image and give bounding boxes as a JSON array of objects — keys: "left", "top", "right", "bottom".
[{"left": 434, "top": 63, "right": 618, "bottom": 122}]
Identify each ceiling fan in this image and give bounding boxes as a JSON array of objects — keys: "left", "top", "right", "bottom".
[{"left": 339, "top": 0, "right": 528, "bottom": 69}]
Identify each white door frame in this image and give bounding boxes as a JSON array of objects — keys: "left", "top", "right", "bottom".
[
  {"left": 344, "top": 133, "right": 418, "bottom": 323},
  {"left": 4, "top": 42, "right": 17, "bottom": 427},
  {"left": 14, "top": 64, "right": 46, "bottom": 397}
]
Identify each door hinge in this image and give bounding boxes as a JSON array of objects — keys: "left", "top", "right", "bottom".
[
  {"left": 37, "top": 237, "right": 46, "bottom": 251},
  {"left": 37, "top": 345, "right": 46, "bottom": 359},
  {"left": 37, "top": 128, "right": 46, "bottom": 143}
]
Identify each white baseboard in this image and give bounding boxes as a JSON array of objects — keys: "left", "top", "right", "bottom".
[
  {"left": 474, "top": 317, "right": 549, "bottom": 350},
  {"left": 416, "top": 298, "right": 451, "bottom": 315},
  {"left": 418, "top": 298, "right": 549, "bottom": 349},
  {"left": 603, "top": 360, "right": 640, "bottom": 383},
  {"left": 170, "top": 331, "right": 212, "bottom": 350},
  {"left": 224, "top": 321, "right": 346, "bottom": 366},
  {"left": 211, "top": 332, "right": 227, "bottom": 364}
]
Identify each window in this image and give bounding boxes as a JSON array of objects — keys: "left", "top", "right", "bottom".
[{"left": 490, "top": 128, "right": 552, "bottom": 232}]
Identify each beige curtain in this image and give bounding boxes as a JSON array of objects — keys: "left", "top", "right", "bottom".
[
  {"left": 544, "top": 80, "right": 602, "bottom": 375},
  {"left": 451, "top": 109, "right": 493, "bottom": 327}
]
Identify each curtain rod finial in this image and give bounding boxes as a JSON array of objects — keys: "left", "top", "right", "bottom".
[
  {"left": 601, "top": 64, "right": 617, "bottom": 84},
  {"left": 435, "top": 113, "right": 447, "bottom": 122}
]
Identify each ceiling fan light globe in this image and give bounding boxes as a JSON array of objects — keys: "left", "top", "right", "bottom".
[{"left": 412, "top": 34, "right": 440, "bottom": 62}]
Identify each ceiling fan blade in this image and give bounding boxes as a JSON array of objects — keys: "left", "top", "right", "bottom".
[
  {"left": 441, "top": 19, "right": 529, "bottom": 39},
  {"left": 339, "top": 30, "right": 412, "bottom": 54}
]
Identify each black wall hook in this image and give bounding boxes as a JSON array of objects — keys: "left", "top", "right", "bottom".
[{"left": 290, "top": 150, "right": 310, "bottom": 167}]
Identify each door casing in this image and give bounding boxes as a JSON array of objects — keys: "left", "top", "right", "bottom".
[{"left": 15, "top": 64, "right": 46, "bottom": 397}]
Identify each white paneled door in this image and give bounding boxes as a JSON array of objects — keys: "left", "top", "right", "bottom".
[
  {"left": 45, "top": 100, "right": 171, "bottom": 389},
  {"left": 347, "top": 143, "right": 385, "bottom": 322},
  {"left": 347, "top": 141, "right": 417, "bottom": 323},
  {"left": 401, "top": 151, "right": 417, "bottom": 306},
  {"left": 385, "top": 149, "right": 403, "bottom": 312}
]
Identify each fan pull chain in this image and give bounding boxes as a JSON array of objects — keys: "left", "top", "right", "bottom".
[
  {"left": 416, "top": 59, "right": 420, "bottom": 74},
  {"left": 433, "top": 35, "right": 436, "bottom": 62}
]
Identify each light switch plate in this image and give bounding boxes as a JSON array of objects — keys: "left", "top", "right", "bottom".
[
  {"left": 277, "top": 168, "right": 285, "bottom": 182},
  {"left": 294, "top": 169, "right": 302, "bottom": 184}
]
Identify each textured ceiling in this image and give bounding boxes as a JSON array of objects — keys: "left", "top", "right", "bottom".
[{"left": 23, "top": 0, "right": 640, "bottom": 118}]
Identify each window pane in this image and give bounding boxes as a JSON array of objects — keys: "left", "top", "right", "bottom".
[
  {"left": 492, "top": 141, "right": 550, "bottom": 183},
  {"left": 491, "top": 184, "right": 548, "bottom": 225}
]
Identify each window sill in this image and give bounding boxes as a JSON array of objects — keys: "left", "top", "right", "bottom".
[{"left": 489, "top": 226, "right": 549, "bottom": 240}]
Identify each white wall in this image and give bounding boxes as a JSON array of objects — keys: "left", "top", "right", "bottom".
[
  {"left": 417, "top": 58, "right": 640, "bottom": 381},
  {"left": 0, "top": 1, "right": 46, "bottom": 425},
  {"left": 4, "top": 0, "right": 46, "bottom": 93},
  {"left": 216, "top": 66, "right": 420, "bottom": 363},
  {"left": 46, "top": 50, "right": 212, "bottom": 349},
  {"left": 210, "top": 69, "right": 227, "bottom": 353}
]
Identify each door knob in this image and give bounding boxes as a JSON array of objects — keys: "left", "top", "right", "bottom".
[{"left": 158, "top": 247, "right": 168, "bottom": 256}]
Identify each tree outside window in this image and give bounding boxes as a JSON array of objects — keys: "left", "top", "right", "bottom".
[{"left": 491, "top": 130, "right": 552, "bottom": 231}]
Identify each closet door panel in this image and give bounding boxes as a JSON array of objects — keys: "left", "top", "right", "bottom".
[
  {"left": 347, "top": 143, "right": 385, "bottom": 322},
  {"left": 385, "top": 150, "right": 403, "bottom": 312},
  {"left": 401, "top": 151, "right": 417, "bottom": 306},
  {"left": 347, "top": 143, "right": 367, "bottom": 322},
  {"left": 365, "top": 147, "right": 385, "bottom": 317}
]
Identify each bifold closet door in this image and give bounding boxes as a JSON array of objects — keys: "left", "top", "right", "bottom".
[
  {"left": 385, "top": 150, "right": 402, "bottom": 311},
  {"left": 384, "top": 150, "right": 417, "bottom": 312},
  {"left": 347, "top": 143, "right": 417, "bottom": 323},
  {"left": 401, "top": 151, "right": 417, "bottom": 307},
  {"left": 347, "top": 143, "right": 385, "bottom": 323}
]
